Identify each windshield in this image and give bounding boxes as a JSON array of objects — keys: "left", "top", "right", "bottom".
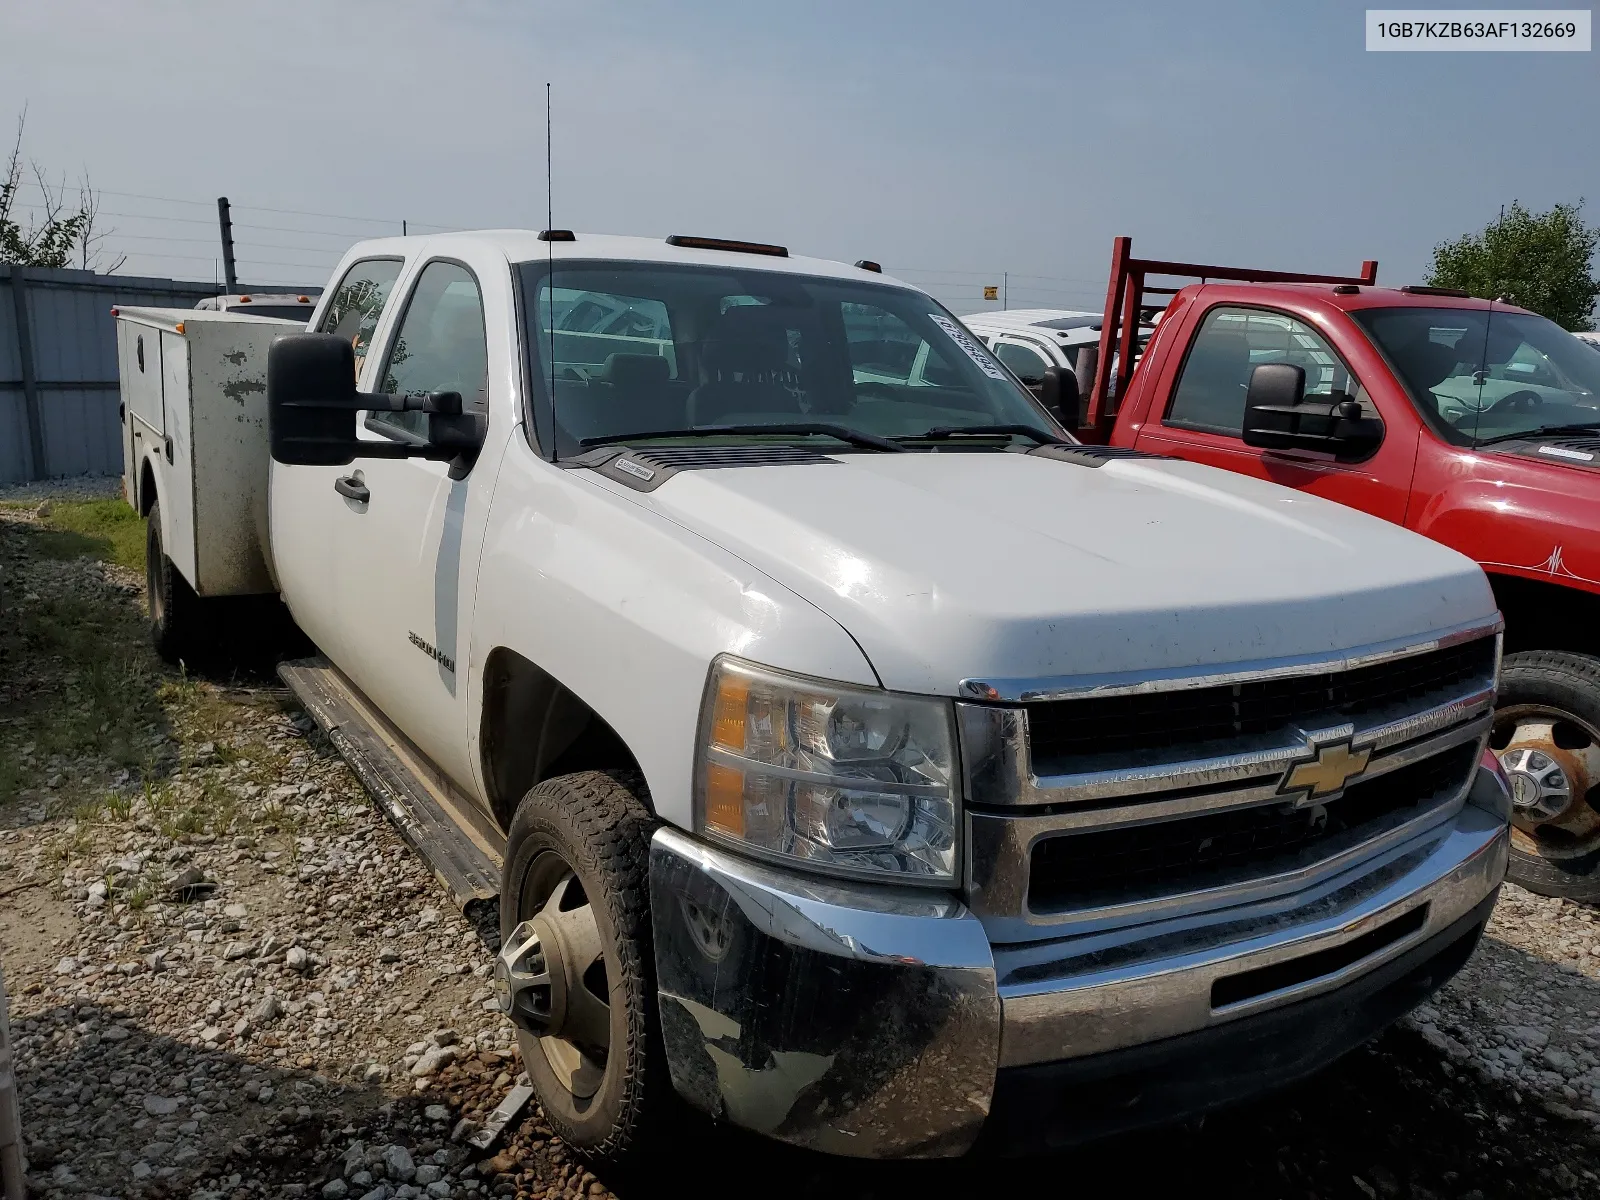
[
  {"left": 518, "top": 260, "right": 1060, "bottom": 456},
  {"left": 1351, "top": 306, "right": 1600, "bottom": 445}
]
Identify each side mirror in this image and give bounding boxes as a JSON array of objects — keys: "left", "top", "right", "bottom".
[
  {"left": 1241, "top": 363, "right": 1382, "bottom": 460},
  {"left": 268, "top": 333, "right": 485, "bottom": 474},
  {"left": 1040, "top": 364, "right": 1081, "bottom": 428}
]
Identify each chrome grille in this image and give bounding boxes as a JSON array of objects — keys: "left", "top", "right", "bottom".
[
  {"left": 1026, "top": 637, "right": 1496, "bottom": 773},
  {"left": 1028, "top": 742, "right": 1478, "bottom": 912},
  {"left": 958, "top": 623, "right": 1501, "bottom": 940}
]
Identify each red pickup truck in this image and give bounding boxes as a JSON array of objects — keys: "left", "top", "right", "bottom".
[{"left": 1078, "top": 237, "right": 1600, "bottom": 901}]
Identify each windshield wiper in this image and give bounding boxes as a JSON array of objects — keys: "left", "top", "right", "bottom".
[
  {"left": 1474, "top": 422, "right": 1600, "bottom": 447},
  {"left": 581, "top": 422, "right": 906, "bottom": 453},
  {"left": 900, "top": 424, "right": 1071, "bottom": 445}
]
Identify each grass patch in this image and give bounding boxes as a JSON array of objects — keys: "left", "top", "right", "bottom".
[{"left": 35, "top": 499, "right": 146, "bottom": 572}]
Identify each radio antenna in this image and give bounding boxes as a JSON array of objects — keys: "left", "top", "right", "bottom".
[{"left": 546, "top": 82, "right": 558, "bottom": 461}]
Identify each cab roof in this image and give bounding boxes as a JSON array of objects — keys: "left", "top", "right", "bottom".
[
  {"left": 337, "top": 230, "right": 905, "bottom": 287},
  {"left": 1189, "top": 279, "right": 1533, "bottom": 317}
]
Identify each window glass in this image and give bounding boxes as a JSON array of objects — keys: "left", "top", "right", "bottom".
[
  {"left": 1352, "top": 307, "right": 1600, "bottom": 445},
  {"left": 371, "top": 262, "right": 488, "bottom": 440},
  {"left": 1166, "top": 306, "right": 1373, "bottom": 436},
  {"left": 993, "top": 341, "right": 1050, "bottom": 386},
  {"left": 317, "top": 259, "right": 403, "bottom": 379},
  {"left": 523, "top": 261, "right": 1055, "bottom": 456}
]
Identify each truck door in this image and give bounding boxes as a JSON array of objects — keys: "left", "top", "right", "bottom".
[
  {"left": 1132, "top": 304, "right": 1414, "bottom": 524},
  {"left": 269, "top": 257, "right": 404, "bottom": 664},
  {"left": 329, "top": 258, "right": 496, "bottom": 792}
]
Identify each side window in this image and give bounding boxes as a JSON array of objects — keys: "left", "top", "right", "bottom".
[
  {"left": 317, "top": 259, "right": 404, "bottom": 380},
  {"left": 993, "top": 340, "right": 1050, "bottom": 387},
  {"left": 370, "top": 261, "right": 489, "bottom": 440},
  {"left": 1166, "top": 306, "right": 1376, "bottom": 437}
]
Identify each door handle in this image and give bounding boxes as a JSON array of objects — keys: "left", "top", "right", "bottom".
[{"left": 334, "top": 475, "right": 370, "bottom": 503}]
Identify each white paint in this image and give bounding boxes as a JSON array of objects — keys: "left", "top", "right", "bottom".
[
  {"left": 115, "top": 307, "right": 296, "bottom": 596},
  {"left": 258, "top": 230, "right": 1497, "bottom": 835}
]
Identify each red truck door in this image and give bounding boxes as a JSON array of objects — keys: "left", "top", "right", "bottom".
[{"left": 1129, "top": 298, "right": 1417, "bottom": 525}]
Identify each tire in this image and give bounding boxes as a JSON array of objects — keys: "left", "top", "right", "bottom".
[
  {"left": 145, "top": 498, "right": 209, "bottom": 664},
  {"left": 1495, "top": 650, "right": 1600, "bottom": 903},
  {"left": 500, "top": 770, "right": 669, "bottom": 1169}
]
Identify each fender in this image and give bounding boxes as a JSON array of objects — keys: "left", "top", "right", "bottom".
[
  {"left": 465, "top": 434, "right": 879, "bottom": 833},
  {"left": 1411, "top": 468, "right": 1600, "bottom": 598}
]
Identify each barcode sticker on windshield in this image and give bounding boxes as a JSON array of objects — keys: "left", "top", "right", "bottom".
[{"left": 929, "top": 313, "right": 1008, "bottom": 380}]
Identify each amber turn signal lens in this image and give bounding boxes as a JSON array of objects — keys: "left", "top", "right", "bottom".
[
  {"left": 710, "top": 674, "right": 749, "bottom": 751},
  {"left": 704, "top": 763, "right": 745, "bottom": 837}
]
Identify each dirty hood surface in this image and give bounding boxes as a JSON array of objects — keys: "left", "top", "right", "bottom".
[{"left": 637, "top": 451, "right": 1495, "bottom": 696}]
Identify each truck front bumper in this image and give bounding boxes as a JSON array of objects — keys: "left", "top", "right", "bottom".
[{"left": 648, "top": 762, "right": 1510, "bottom": 1158}]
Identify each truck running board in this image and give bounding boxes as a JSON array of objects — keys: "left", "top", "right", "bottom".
[{"left": 278, "top": 657, "right": 503, "bottom": 912}]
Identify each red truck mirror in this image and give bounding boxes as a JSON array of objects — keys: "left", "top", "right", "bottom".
[
  {"left": 1041, "top": 365, "right": 1081, "bottom": 428},
  {"left": 1242, "top": 363, "right": 1382, "bottom": 461}
]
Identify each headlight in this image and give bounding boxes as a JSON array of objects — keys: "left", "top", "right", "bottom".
[{"left": 694, "top": 657, "right": 959, "bottom": 884}]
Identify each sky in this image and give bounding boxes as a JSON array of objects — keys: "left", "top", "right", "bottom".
[{"left": 1, "top": 0, "right": 1596, "bottom": 313}]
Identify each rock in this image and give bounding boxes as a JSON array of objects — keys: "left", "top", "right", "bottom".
[
  {"left": 224, "top": 901, "right": 248, "bottom": 918},
  {"left": 410, "top": 1046, "right": 457, "bottom": 1077},
  {"left": 143, "top": 1095, "right": 180, "bottom": 1116},
  {"left": 381, "top": 1143, "right": 416, "bottom": 1181},
  {"left": 222, "top": 940, "right": 256, "bottom": 960},
  {"left": 165, "top": 863, "right": 205, "bottom": 892},
  {"left": 252, "top": 994, "right": 282, "bottom": 1022},
  {"left": 286, "top": 946, "right": 311, "bottom": 972},
  {"left": 232, "top": 1016, "right": 251, "bottom": 1039},
  {"left": 102, "top": 1024, "right": 129, "bottom": 1041},
  {"left": 414, "top": 1165, "right": 441, "bottom": 1185},
  {"left": 55, "top": 957, "right": 78, "bottom": 975},
  {"left": 423, "top": 1104, "right": 450, "bottom": 1122},
  {"left": 428, "top": 1028, "right": 458, "bottom": 1048},
  {"left": 449, "top": 1117, "right": 480, "bottom": 1143},
  {"left": 323, "top": 1181, "right": 350, "bottom": 1199},
  {"left": 425, "top": 1182, "right": 450, "bottom": 1198},
  {"left": 357, "top": 1189, "right": 389, "bottom": 1200},
  {"left": 362, "top": 1062, "right": 390, "bottom": 1084},
  {"left": 1507, "top": 1025, "right": 1550, "bottom": 1049}
]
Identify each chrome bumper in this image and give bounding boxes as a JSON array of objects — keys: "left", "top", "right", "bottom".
[{"left": 647, "top": 763, "right": 1509, "bottom": 1159}]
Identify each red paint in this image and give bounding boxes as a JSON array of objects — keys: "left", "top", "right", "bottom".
[{"left": 1100, "top": 243, "right": 1600, "bottom": 603}]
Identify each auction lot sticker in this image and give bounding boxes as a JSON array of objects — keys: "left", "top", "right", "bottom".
[
  {"left": 1367, "top": 10, "right": 1591, "bottom": 49},
  {"left": 929, "top": 313, "right": 1008, "bottom": 380}
]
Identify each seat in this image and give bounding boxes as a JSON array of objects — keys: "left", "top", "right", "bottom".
[
  {"left": 594, "top": 353, "right": 675, "bottom": 432},
  {"left": 686, "top": 306, "right": 802, "bottom": 427}
]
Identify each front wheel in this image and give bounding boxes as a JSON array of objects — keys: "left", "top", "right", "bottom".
[
  {"left": 496, "top": 770, "right": 670, "bottom": 1169},
  {"left": 1492, "top": 650, "right": 1600, "bottom": 903}
]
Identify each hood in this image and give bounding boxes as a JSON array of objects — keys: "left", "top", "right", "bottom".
[{"left": 624, "top": 451, "right": 1495, "bottom": 696}]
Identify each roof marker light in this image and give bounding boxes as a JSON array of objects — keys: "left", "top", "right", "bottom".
[
  {"left": 1400, "top": 285, "right": 1470, "bottom": 298},
  {"left": 855, "top": 259, "right": 882, "bottom": 273},
  {"left": 665, "top": 234, "right": 788, "bottom": 257},
  {"left": 1333, "top": 284, "right": 1360, "bottom": 294},
  {"left": 538, "top": 229, "right": 576, "bottom": 242}
]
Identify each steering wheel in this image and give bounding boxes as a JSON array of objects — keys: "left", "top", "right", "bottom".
[{"left": 1487, "top": 389, "right": 1544, "bottom": 414}]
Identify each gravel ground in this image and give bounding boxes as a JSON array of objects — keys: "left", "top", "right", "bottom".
[{"left": 3, "top": 485, "right": 1600, "bottom": 1199}]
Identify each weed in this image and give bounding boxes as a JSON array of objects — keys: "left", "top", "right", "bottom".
[{"left": 35, "top": 499, "right": 146, "bottom": 571}]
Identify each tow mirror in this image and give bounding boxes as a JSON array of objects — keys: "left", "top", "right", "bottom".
[
  {"left": 1241, "top": 363, "right": 1382, "bottom": 460},
  {"left": 1041, "top": 364, "right": 1081, "bottom": 428},
  {"left": 268, "top": 333, "right": 485, "bottom": 476}
]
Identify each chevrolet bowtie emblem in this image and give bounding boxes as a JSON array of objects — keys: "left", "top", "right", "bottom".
[{"left": 1283, "top": 740, "right": 1372, "bottom": 798}]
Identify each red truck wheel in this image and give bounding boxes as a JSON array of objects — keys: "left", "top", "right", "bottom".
[{"left": 1492, "top": 651, "right": 1600, "bottom": 903}]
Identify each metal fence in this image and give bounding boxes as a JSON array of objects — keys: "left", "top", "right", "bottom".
[{"left": 0, "top": 265, "right": 317, "bottom": 485}]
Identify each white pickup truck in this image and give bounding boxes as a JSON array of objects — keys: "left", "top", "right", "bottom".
[{"left": 132, "top": 229, "right": 1511, "bottom": 1164}]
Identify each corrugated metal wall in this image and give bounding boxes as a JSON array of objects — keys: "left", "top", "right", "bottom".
[{"left": 0, "top": 265, "right": 318, "bottom": 484}]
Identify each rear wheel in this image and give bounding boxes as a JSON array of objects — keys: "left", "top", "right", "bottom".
[
  {"left": 496, "top": 770, "right": 669, "bottom": 1169},
  {"left": 1492, "top": 651, "right": 1600, "bottom": 903},
  {"left": 145, "top": 498, "right": 209, "bottom": 664}
]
